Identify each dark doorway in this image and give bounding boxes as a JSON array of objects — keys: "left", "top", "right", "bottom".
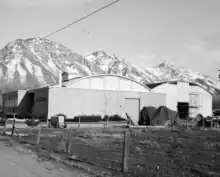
[{"left": 177, "top": 102, "right": 189, "bottom": 119}]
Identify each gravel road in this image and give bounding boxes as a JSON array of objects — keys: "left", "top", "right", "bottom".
[{"left": 0, "top": 136, "right": 92, "bottom": 177}]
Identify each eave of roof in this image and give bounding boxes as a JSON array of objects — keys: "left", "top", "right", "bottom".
[{"left": 146, "top": 80, "right": 211, "bottom": 95}]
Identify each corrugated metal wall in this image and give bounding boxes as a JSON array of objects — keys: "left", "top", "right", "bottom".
[
  {"left": 48, "top": 87, "right": 165, "bottom": 125},
  {"left": 2, "top": 91, "right": 18, "bottom": 115},
  {"left": 2, "top": 90, "right": 26, "bottom": 116}
]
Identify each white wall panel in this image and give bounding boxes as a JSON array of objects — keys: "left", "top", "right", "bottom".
[
  {"left": 202, "top": 93, "right": 212, "bottom": 117},
  {"left": 68, "top": 79, "right": 90, "bottom": 89},
  {"left": 151, "top": 83, "right": 177, "bottom": 111},
  {"left": 90, "top": 77, "right": 104, "bottom": 89},
  {"left": 177, "top": 82, "right": 189, "bottom": 102},
  {"left": 119, "top": 79, "right": 131, "bottom": 91},
  {"left": 104, "top": 76, "right": 119, "bottom": 90},
  {"left": 48, "top": 87, "right": 165, "bottom": 124}
]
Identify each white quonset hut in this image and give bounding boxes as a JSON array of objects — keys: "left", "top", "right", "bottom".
[
  {"left": 147, "top": 81, "right": 213, "bottom": 119},
  {"left": 20, "top": 74, "right": 166, "bottom": 125},
  {"left": 62, "top": 74, "right": 150, "bottom": 91}
]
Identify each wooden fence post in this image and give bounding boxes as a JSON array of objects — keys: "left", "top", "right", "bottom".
[
  {"left": 182, "top": 171, "right": 185, "bottom": 177},
  {"left": 78, "top": 117, "right": 81, "bottom": 129},
  {"left": 36, "top": 125, "right": 42, "bottom": 146},
  {"left": 155, "top": 164, "right": 160, "bottom": 177},
  {"left": 2, "top": 119, "right": 7, "bottom": 135},
  {"left": 67, "top": 129, "right": 72, "bottom": 156},
  {"left": 14, "top": 126, "right": 21, "bottom": 140},
  {"left": 106, "top": 117, "right": 109, "bottom": 128},
  {"left": 60, "top": 132, "right": 66, "bottom": 152},
  {"left": 11, "top": 119, "right": 15, "bottom": 136},
  {"left": 122, "top": 128, "right": 130, "bottom": 173},
  {"left": 49, "top": 138, "right": 53, "bottom": 152},
  {"left": 186, "top": 116, "right": 188, "bottom": 128}
]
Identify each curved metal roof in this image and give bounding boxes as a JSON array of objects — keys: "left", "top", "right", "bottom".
[
  {"left": 146, "top": 80, "right": 212, "bottom": 95},
  {"left": 63, "top": 74, "right": 151, "bottom": 91}
]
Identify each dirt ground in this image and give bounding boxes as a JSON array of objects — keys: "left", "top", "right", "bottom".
[
  {"left": 6, "top": 126, "right": 220, "bottom": 177},
  {"left": 0, "top": 135, "right": 92, "bottom": 177}
]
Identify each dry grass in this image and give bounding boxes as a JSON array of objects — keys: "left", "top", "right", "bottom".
[{"left": 8, "top": 126, "right": 220, "bottom": 177}]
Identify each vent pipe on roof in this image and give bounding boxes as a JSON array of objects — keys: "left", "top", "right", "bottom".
[{"left": 58, "top": 70, "right": 62, "bottom": 87}]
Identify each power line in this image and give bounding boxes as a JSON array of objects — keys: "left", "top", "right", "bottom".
[{"left": 43, "top": 0, "right": 120, "bottom": 38}]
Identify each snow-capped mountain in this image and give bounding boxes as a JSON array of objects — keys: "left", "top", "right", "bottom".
[
  {"left": 0, "top": 37, "right": 219, "bottom": 97},
  {"left": 87, "top": 51, "right": 220, "bottom": 95},
  {"left": 0, "top": 37, "right": 104, "bottom": 93}
]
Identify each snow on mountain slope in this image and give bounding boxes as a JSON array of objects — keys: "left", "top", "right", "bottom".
[
  {"left": 0, "top": 38, "right": 219, "bottom": 96},
  {"left": 87, "top": 51, "right": 220, "bottom": 95},
  {"left": 0, "top": 37, "right": 104, "bottom": 93}
]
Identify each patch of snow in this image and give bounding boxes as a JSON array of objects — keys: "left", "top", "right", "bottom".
[
  {"left": 66, "top": 65, "right": 79, "bottom": 74},
  {"left": 38, "top": 58, "right": 55, "bottom": 72},
  {"left": 117, "top": 62, "right": 126, "bottom": 71},
  {"left": 78, "top": 63, "right": 92, "bottom": 75},
  {"left": 132, "top": 64, "right": 147, "bottom": 75},
  {"left": 56, "top": 50, "right": 61, "bottom": 56},
  {"left": 129, "top": 73, "right": 143, "bottom": 83},
  {"left": 86, "top": 54, "right": 96, "bottom": 62},
  {"left": 99, "top": 64, "right": 109, "bottom": 71},
  {"left": 17, "top": 64, "right": 27, "bottom": 84},
  {"left": 33, "top": 65, "right": 46, "bottom": 84},
  {"left": 24, "top": 58, "right": 34, "bottom": 74},
  {"left": 64, "top": 60, "right": 70, "bottom": 64},
  {"left": 51, "top": 76, "right": 57, "bottom": 83},
  {"left": 0, "top": 68, "right": 3, "bottom": 78},
  {"left": 47, "top": 58, "right": 58, "bottom": 73},
  {"left": 6, "top": 59, "right": 17, "bottom": 81},
  {"left": 145, "top": 67, "right": 164, "bottom": 76}
]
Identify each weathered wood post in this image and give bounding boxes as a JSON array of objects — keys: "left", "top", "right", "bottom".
[
  {"left": 36, "top": 125, "right": 42, "bottom": 146},
  {"left": 11, "top": 118, "right": 15, "bottom": 136},
  {"left": 202, "top": 116, "right": 205, "bottom": 127},
  {"left": 67, "top": 129, "right": 72, "bottom": 156},
  {"left": 106, "top": 116, "right": 109, "bottom": 128},
  {"left": 2, "top": 118, "right": 7, "bottom": 135},
  {"left": 182, "top": 171, "right": 185, "bottom": 177},
  {"left": 155, "top": 164, "right": 160, "bottom": 177},
  {"left": 78, "top": 116, "right": 81, "bottom": 129},
  {"left": 61, "top": 132, "right": 66, "bottom": 152},
  {"left": 186, "top": 116, "right": 188, "bottom": 128},
  {"left": 122, "top": 128, "right": 130, "bottom": 172},
  {"left": 14, "top": 126, "right": 21, "bottom": 140}
]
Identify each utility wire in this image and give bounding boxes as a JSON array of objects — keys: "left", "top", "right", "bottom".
[{"left": 43, "top": 0, "right": 120, "bottom": 38}]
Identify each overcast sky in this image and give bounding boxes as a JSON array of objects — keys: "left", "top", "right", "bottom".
[{"left": 0, "top": 0, "right": 220, "bottom": 78}]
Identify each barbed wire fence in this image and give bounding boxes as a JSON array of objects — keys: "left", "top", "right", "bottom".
[{"left": 0, "top": 119, "right": 197, "bottom": 177}]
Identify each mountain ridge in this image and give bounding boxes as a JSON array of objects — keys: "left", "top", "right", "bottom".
[
  {"left": 86, "top": 50, "right": 219, "bottom": 94},
  {"left": 0, "top": 37, "right": 219, "bottom": 97}
]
